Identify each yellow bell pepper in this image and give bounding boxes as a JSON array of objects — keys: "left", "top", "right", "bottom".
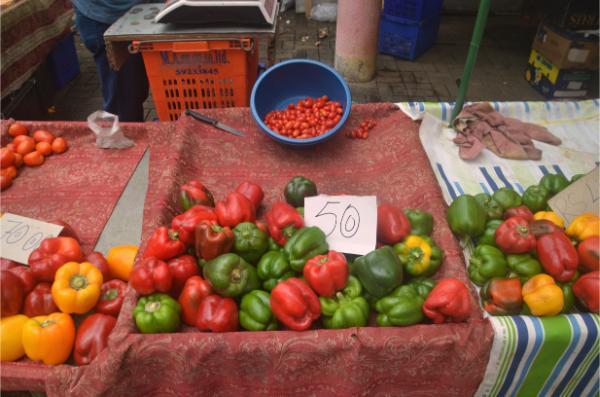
[
  {"left": 51, "top": 262, "right": 103, "bottom": 314},
  {"left": 22, "top": 312, "right": 75, "bottom": 365},
  {"left": 106, "top": 244, "right": 138, "bottom": 281},
  {"left": 533, "top": 211, "right": 564, "bottom": 228},
  {"left": 0, "top": 314, "right": 28, "bottom": 361},
  {"left": 522, "top": 274, "right": 564, "bottom": 316},
  {"left": 566, "top": 213, "right": 600, "bottom": 241}
]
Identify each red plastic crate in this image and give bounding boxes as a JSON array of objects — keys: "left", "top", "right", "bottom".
[{"left": 132, "top": 39, "right": 258, "bottom": 121}]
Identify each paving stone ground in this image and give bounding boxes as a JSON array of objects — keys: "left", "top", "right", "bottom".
[{"left": 47, "top": 9, "right": 596, "bottom": 122}]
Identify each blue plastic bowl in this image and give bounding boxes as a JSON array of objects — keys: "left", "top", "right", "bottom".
[{"left": 251, "top": 59, "right": 352, "bottom": 147}]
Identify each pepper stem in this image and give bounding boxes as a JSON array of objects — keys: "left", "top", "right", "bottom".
[
  {"left": 69, "top": 275, "right": 89, "bottom": 290},
  {"left": 517, "top": 225, "right": 530, "bottom": 236},
  {"left": 231, "top": 268, "right": 242, "bottom": 282},
  {"left": 145, "top": 301, "right": 161, "bottom": 313},
  {"left": 103, "top": 288, "right": 119, "bottom": 301},
  {"left": 38, "top": 319, "right": 55, "bottom": 328}
]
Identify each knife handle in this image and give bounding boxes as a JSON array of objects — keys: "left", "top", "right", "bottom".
[{"left": 185, "top": 109, "right": 217, "bottom": 126}]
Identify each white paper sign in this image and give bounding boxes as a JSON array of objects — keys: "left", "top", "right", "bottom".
[
  {"left": 304, "top": 195, "right": 377, "bottom": 255},
  {"left": 1, "top": 213, "right": 64, "bottom": 264},
  {"left": 548, "top": 167, "right": 600, "bottom": 225}
]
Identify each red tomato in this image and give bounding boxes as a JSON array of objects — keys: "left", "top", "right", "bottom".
[
  {"left": 33, "top": 130, "right": 55, "bottom": 143},
  {"left": 8, "top": 123, "right": 28, "bottom": 137},
  {"left": 579, "top": 237, "right": 600, "bottom": 272},
  {"left": 1, "top": 174, "right": 13, "bottom": 190},
  {"left": 1, "top": 148, "right": 15, "bottom": 168}
]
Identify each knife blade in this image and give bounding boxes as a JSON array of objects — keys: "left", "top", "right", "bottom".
[{"left": 185, "top": 109, "right": 245, "bottom": 137}]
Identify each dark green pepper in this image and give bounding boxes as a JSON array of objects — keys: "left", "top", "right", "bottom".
[
  {"left": 203, "top": 253, "right": 260, "bottom": 297},
  {"left": 468, "top": 244, "right": 507, "bottom": 286},
  {"left": 559, "top": 281, "right": 575, "bottom": 314},
  {"left": 284, "top": 176, "right": 317, "bottom": 207},
  {"left": 256, "top": 250, "right": 295, "bottom": 291},
  {"left": 349, "top": 246, "right": 403, "bottom": 298},
  {"left": 374, "top": 280, "right": 433, "bottom": 327},
  {"left": 267, "top": 237, "right": 281, "bottom": 252},
  {"left": 239, "top": 290, "right": 278, "bottom": 331},
  {"left": 283, "top": 226, "right": 328, "bottom": 272},
  {"left": 409, "top": 277, "right": 436, "bottom": 298},
  {"left": 233, "top": 222, "right": 269, "bottom": 264},
  {"left": 133, "top": 293, "right": 181, "bottom": 334},
  {"left": 539, "top": 173, "right": 569, "bottom": 196},
  {"left": 403, "top": 208, "right": 434, "bottom": 236},
  {"left": 474, "top": 193, "right": 504, "bottom": 220},
  {"left": 393, "top": 235, "right": 443, "bottom": 278},
  {"left": 492, "top": 187, "right": 522, "bottom": 211},
  {"left": 319, "top": 276, "right": 369, "bottom": 329},
  {"left": 506, "top": 254, "right": 542, "bottom": 283},
  {"left": 522, "top": 185, "right": 550, "bottom": 213},
  {"left": 477, "top": 219, "right": 503, "bottom": 247},
  {"left": 447, "top": 194, "right": 488, "bottom": 238}
]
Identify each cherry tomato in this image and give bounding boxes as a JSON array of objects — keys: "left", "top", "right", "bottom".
[
  {"left": 16, "top": 139, "right": 35, "bottom": 155},
  {"left": 8, "top": 123, "right": 28, "bottom": 137},
  {"left": 1, "top": 166, "right": 17, "bottom": 179},
  {"left": 1, "top": 148, "right": 15, "bottom": 168},
  {"left": 52, "top": 137, "right": 68, "bottom": 154},
  {"left": 23, "top": 151, "right": 44, "bottom": 167},
  {"left": 13, "top": 152, "right": 23, "bottom": 168},
  {"left": 33, "top": 130, "right": 55, "bottom": 143},
  {"left": 1, "top": 174, "right": 13, "bottom": 190},
  {"left": 36, "top": 141, "right": 52, "bottom": 156}
]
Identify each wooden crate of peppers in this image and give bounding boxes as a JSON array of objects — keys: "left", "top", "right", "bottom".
[{"left": 446, "top": 172, "right": 599, "bottom": 316}]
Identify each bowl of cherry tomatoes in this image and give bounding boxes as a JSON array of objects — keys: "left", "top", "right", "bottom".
[{"left": 250, "top": 59, "right": 352, "bottom": 147}]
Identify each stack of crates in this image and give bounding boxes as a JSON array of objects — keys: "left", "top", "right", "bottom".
[{"left": 378, "top": 0, "right": 443, "bottom": 60}]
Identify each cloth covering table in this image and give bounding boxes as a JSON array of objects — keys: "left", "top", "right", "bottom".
[{"left": 1, "top": 104, "right": 494, "bottom": 396}]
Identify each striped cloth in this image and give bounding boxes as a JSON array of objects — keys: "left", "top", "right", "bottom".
[{"left": 397, "top": 100, "right": 600, "bottom": 397}]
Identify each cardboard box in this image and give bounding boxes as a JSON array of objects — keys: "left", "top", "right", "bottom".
[
  {"left": 525, "top": 49, "right": 595, "bottom": 99},
  {"left": 532, "top": 22, "right": 599, "bottom": 70}
]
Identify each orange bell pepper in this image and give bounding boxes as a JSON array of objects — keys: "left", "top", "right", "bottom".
[
  {"left": 51, "top": 262, "right": 103, "bottom": 314},
  {"left": 0, "top": 314, "right": 28, "bottom": 361},
  {"left": 22, "top": 312, "right": 75, "bottom": 365},
  {"left": 522, "top": 274, "right": 564, "bottom": 316},
  {"left": 566, "top": 213, "right": 600, "bottom": 241},
  {"left": 106, "top": 245, "right": 138, "bottom": 281},
  {"left": 533, "top": 211, "right": 564, "bottom": 228}
]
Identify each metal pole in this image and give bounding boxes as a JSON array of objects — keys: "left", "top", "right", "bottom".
[{"left": 449, "top": 0, "right": 492, "bottom": 125}]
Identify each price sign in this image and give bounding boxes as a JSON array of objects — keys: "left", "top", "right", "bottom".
[
  {"left": 304, "top": 195, "right": 377, "bottom": 255},
  {"left": 1, "top": 213, "right": 64, "bottom": 264},
  {"left": 549, "top": 167, "right": 600, "bottom": 225}
]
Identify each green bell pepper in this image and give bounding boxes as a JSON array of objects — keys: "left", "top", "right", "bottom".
[
  {"left": 559, "top": 281, "right": 575, "bottom": 314},
  {"left": 267, "top": 237, "right": 282, "bottom": 252},
  {"left": 522, "top": 185, "right": 550, "bottom": 213},
  {"left": 133, "top": 293, "right": 181, "bottom": 334},
  {"left": 539, "top": 173, "right": 569, "bottom": 196},
  {"left": 283, "top": 226, "right": 328, "bottom": 272},
  {"left": 492, "top": 187, "right": 522, "bottom": 211},
  {"left": 256, "top": 250, "right": 295, "bottom": 291},
  {"left": 239, "top": 290, "right": 278, "bottom": 331},
  {"left": 447, "top": 194, "right": 487, "bottom": 238},
  {"left": 506, "top": 254, "right": 542, "bottom": 283},
  {"left": 374, "top": 279, "right": 433, "bottom": 327},
  {"left": 284, "top": 176, "right": 317, "bottom": 207},
  {"left": 233, "top": 222, "right": 269, "bottom": 264},
  {"left": 403, "top": 208, "right": 434, "bottom": 236},
  {"left": 477, "top": 219, "right": 503, "bottom": 247},
  {"left": 349, "top": 246, "right": 403, "bottom": 298},
  {"left": 319, "top": 276, "right": 369, "bottom": 329},
  {"left": 474, "top": 193, "right": 504, "bottom": 220},
  {"left": 393, "top": 235, "right": 443, "bottom": 278},
  {"left": 409, "top": 277, "right": 436, "bottom": 298},
  {"left": 296, "top": 207, "right": 305, "bottom": 217},
  {"left": 203, "top": 253, "right": 260, "bottom": 297},
  {"left": 468, "top": 244, "right": 508, "bottom": 286}
]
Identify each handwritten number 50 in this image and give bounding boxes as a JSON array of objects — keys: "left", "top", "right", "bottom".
[{"left": 315, "top": 202, "right": 361, "bottom": 238}]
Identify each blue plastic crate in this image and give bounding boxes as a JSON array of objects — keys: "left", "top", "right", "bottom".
[
  {"left": 378, "top": 14, "right": 441, "bottom": 60},
  {"left": 47, "top": 33, "right": 80, "bottom": 89},
  {"left": 383, "top": 0, "right": 443, "bottom": 22}
]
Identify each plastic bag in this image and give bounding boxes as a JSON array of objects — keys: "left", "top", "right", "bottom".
[
  {"left": 87, "top": 110, "right": 134, "bottom": 149},
  {"left": 310, "top": 3, "right": 337, "bottom": 21},
  {"left": 281, "top": 0, "right": 295, "bottom": 12}
]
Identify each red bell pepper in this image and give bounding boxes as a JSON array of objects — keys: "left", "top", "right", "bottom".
[
  {"left": 377, "top": 204, "right": 411, "bottom": 245},
  {"left": 73, "top": 313, "right": 117, "bottom": 366},
  {"left": 171, "top": 205, "right": 217, "bottom": 245},
  {"left": 255, "top": 220, "right": 269, "bottom": 234},
  {"left": 423, "top": 278, "right": 471, "bottom": 324},
  {"left": 167, "top": 255, "right": 199, "bottom": 298},
  {"left": 578, "top": 236, "right": 599, "bottom": 272},
  {"left": 28, "top": 237, "right": 83, "bottom": 282},
  {"left": 1, "top": 270, "right": 24, "bottom": 317},
  {"left": 530, "top": 219, "right": 563, "bottom": 238},
  {"left": 573, "top": 271, "right": 599, "bottom": 313},
  {"left": 143, "top": 227, "right": 187, "bottom": 260},
  {"left": 51, "top": 219, "right": 81, "bottom": 243},
  {"left": 503, "top": 205, "right": 534, "bottom": 222},
  {"left": 265, "top": 202, "right": 305, "bottom": 246},
  {"left": 537, "top": 231, "right": 579, "bottom": 282},
  {"left": 178, "top": 275, "right": 213, "bottom": 326},
  {"left": 1, "top": 260, "right": 35, "bottom": 295},
  {"left": 194, "top": 220, "right": 234, "bottom": 261},
  {"left": 494, "top": 216, "right": 536, "bottom": 254},
  {"left": 481, "top": 278, "right": 522, "bottom": 315},
  {"left": 236, "top": 181, "right": 264, "bottom": 210},
  {"left": 95, "top": 279, "right": 127, "bottom": 317},
  {"left": 23, "top": 283, "right": 58, "bottom": 317},
  {"left": 303, "top": 250, "right": 349, "bottom": 298},
  {"left": 270, "top": 277, "right": 321, "bottom": 331},
  {"left": 180, "top": 180, "right": 215, "bottom": 211},
  {"left": 129, "top": 257, "right": 173, "bottom": 295},
  {"left": 85, "top": 252, "right": 111, "bottom": 281},
  {"left": 215, "top": 192, "right": 256, "bottom": 228},
  {"left": 195, "top": 294, "right": 238, "bottom": 332}
]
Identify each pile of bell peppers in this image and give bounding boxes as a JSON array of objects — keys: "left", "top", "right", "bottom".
[
  {"left": 446, "top": 172, "right": 599, "bottom": 316},
  {"left": 0, "top": 222, "right": 138, "bottom": 366},
  {"left": 130, "top": 176, "right": 473, "bottom": 334}
]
